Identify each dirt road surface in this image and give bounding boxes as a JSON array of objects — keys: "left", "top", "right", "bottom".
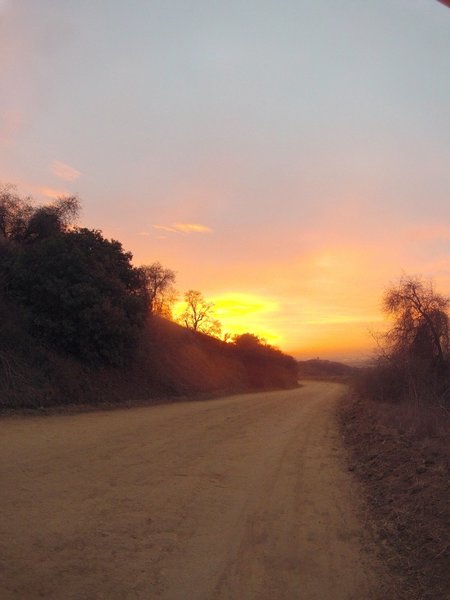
[{"left": 0, "top": 382, "right": 383, "bottom": 599}]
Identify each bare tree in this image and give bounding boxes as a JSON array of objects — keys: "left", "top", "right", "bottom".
[
  {"left": 362, "top": 276, "right": 450, "bottom": 407},
  {"left": 180, "top": 290, "right": 221, "bottom": 337},
  {"left": 383, "top": 275, "right": 449, "bottom": 370},
  {"left": 141, "top": 262, "right": 178, "bottom": 317}
]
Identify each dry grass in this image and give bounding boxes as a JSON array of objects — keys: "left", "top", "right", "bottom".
[
  {"left": 341, "top": 393, "right": 450, "bottom": 600},
  {"left": 0, "top": 314, "right": 298, "bottom": 410}
]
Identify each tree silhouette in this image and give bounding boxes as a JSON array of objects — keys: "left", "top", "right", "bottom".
[
  {"left": 0, "top": 184, "right": 34, "bottom": 242},
  {"left": 0, "top": 183, "right": 80, "bottom": 243},
  {"left": 141, "top": 262, "right": 178, "bottom": 317},
  {"left": 7, "top": 228, "right": 147, "bottom": 366},
  {"left": 180, "top": 290, "right": 221, "bottom": 337},
  {"left": 25, "top": 196, "right": 80, "bottom": 242},
  {"left": 233, "top": 333, "right": 266, "bottom": 349},
  {"left": 383, "top": 275, "right": 449, "bottom": 371}
]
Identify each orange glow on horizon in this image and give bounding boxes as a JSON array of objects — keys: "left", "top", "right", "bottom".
[
  {"left": 172, "top": 287, "right": 386, "bottom": 359},
  {"left": 139, "top": 240, "right": 408, "bottom": 361},
  {"left": 173, "top": 292, "right": 282, "bottom": 345},
  {"left": 212, "top": 293, "right": 281, "bottom": 345}
]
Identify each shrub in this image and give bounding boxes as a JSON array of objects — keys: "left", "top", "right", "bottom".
[{"left": 6, "top": 228, "right": 148, "bottom": 367}]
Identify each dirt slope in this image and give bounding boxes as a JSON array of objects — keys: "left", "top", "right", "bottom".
[{"left": 0, "top": 382, "right": 386, "bottom": 599}]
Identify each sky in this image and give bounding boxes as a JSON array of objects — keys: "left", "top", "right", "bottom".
[{"left": 1, "top": 1, "right": 449, "bottom": 360}]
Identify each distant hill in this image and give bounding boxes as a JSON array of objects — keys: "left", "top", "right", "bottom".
[{"left": 297, "top": 358, "right": 356, "bottom": 379}]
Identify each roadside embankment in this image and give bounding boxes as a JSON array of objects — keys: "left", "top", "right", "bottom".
[{"left": 0, "top": 313, "right": 298, "bottom": 410}]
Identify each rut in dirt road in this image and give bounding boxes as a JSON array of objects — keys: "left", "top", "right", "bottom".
[{"left": 0, "top": 382, "right": 385, "bottom": 600}]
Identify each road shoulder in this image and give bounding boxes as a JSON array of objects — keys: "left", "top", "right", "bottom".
[{"left": 340, "top": 393, "right": 450, "bottom": 600}]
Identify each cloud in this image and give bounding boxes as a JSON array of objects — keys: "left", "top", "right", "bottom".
[
  {"left": 152, "top": 223, "right": 212, "bottom": 234},
  {"left": 51, "top": 161, "right": 81, "bottom": 182},
  {"left": 173, "top": 223, "right": 212, "bottom": 233},
  {"left": 152, "top": 225, "right": 179, "bottom": 233},
  {"left": 39, "top": 186, "right": 70, "bottom": 199}
]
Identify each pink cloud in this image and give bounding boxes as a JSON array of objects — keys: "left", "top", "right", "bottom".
[
  {"left": 152, "top": 223, "right": 212, "bottom": 234},
  {"left": 152, "top": 224, "right": 179, "bottom": 233},
  {"left": 51, "top": 161, "right": 81, "bottom": 182},
  {"left": 39, "top": 186, "right": 70, "bottom": 199},
  {"left": 173, "top": 223, "right": 212, "bottom": 233}
]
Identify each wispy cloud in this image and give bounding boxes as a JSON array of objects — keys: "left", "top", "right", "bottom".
[
  {"left": 152, "top": 225, "right": 179, "bottom": 233},
  {"left": 173, "top": 223, "right": 212, "bottom": 233},
  {"left": 39, "top": 186, "right": 70, "bottom": 199},
  {"left": 152, "top": 223, "right": 212, "bottom": 234},
  {"left": 51, "top": 161, "right": 81, "bottom": 182}
]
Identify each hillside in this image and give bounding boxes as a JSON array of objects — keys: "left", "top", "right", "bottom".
[
  {"left": 0, "top": 191, "right": 298, "bottom": 410},
  {"left": 0, "top": 306, "right": 298, "bottom": 410},
  {"left": 297, "top": 358, "right": 356, "bottom": 379}
]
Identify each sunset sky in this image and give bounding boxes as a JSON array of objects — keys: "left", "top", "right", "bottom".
[{"left": 1, "top": 1, "right": 449, "bottom": 360}]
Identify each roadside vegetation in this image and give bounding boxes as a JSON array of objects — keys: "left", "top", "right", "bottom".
[
  {"left": 342, "top": 275, "right": 450, "bottom": 600},
  {"left": 0, "top": 184, "right": 298, "bottom": 409}
]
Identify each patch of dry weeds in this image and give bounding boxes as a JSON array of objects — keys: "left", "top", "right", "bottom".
[{"left": 341, "top": 394, "right": 450, "bottom": 600}]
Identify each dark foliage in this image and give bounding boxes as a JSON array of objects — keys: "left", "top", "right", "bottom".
[
  {"left": 364, "top": 276, "right": 450, "bottom": 407},
  {"left": 382, "top": 275, "right": 449, "bottom": 375},
  {"left": 0, "top": 186, "right": 148, "bottom": 369},
  {"left": 0, "top": 184, "right": 34, "bottom": 242},
  {"left": 233, "top": 333, "right": 298, "bottom": 390},
  {"left": 0, "top": 185, "right": 80, "bottom": 244},
  {"left": 0, "top": 185, "right": 298, "bottom": 407},
  {"left": 140, "top": 262, "right": 177, "bottom": 317},
  {"left": 4, "top": 228, "right": 147, "bottom": 366},
  {"left": 0, "top": 314, "right": 299, "bottom": 409},
  {"left": 24, "top": 196, "right": 80, "bottom": 243}
]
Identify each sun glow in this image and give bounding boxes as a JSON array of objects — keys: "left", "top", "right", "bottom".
[
  {"left": 173, "top": 292, "right": 282, "bottom": 345},
  {"left": 211, "top": 293, "right": 281, "bottom": 343}
]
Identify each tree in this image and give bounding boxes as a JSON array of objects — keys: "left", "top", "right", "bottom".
[
  {"left": 233, "top": 333, "right": 266, "bottom": 349},
  {"left": 0, "top": 184, "right": 34, "bottom": 242},
  {"left": 0, "top": 183, "right": 80, "bottom": 243},
  {"left": 24, "top": 196, "right": 80, "bottom": 242},
  {"left": 382, "top": 275, "right": 449, "bottom": 371},
  {"left": 8, "top": 228, "right": 148, "bottom": 366},
  {"left": 140, "top": 262, "right": 178, "bottom": 317},
  {"left": 232, "top": 332, "right": 298, "bottom": 390},
  {"left": 362, "top": 276, "right": 450, "bottom": 406},
  {"left": 179, "top": 290, "right": 221, "bottom": 337}
]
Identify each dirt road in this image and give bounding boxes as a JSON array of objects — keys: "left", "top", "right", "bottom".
[{"left": 0, "top": 382, "right": 383, "bottom": 599}]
